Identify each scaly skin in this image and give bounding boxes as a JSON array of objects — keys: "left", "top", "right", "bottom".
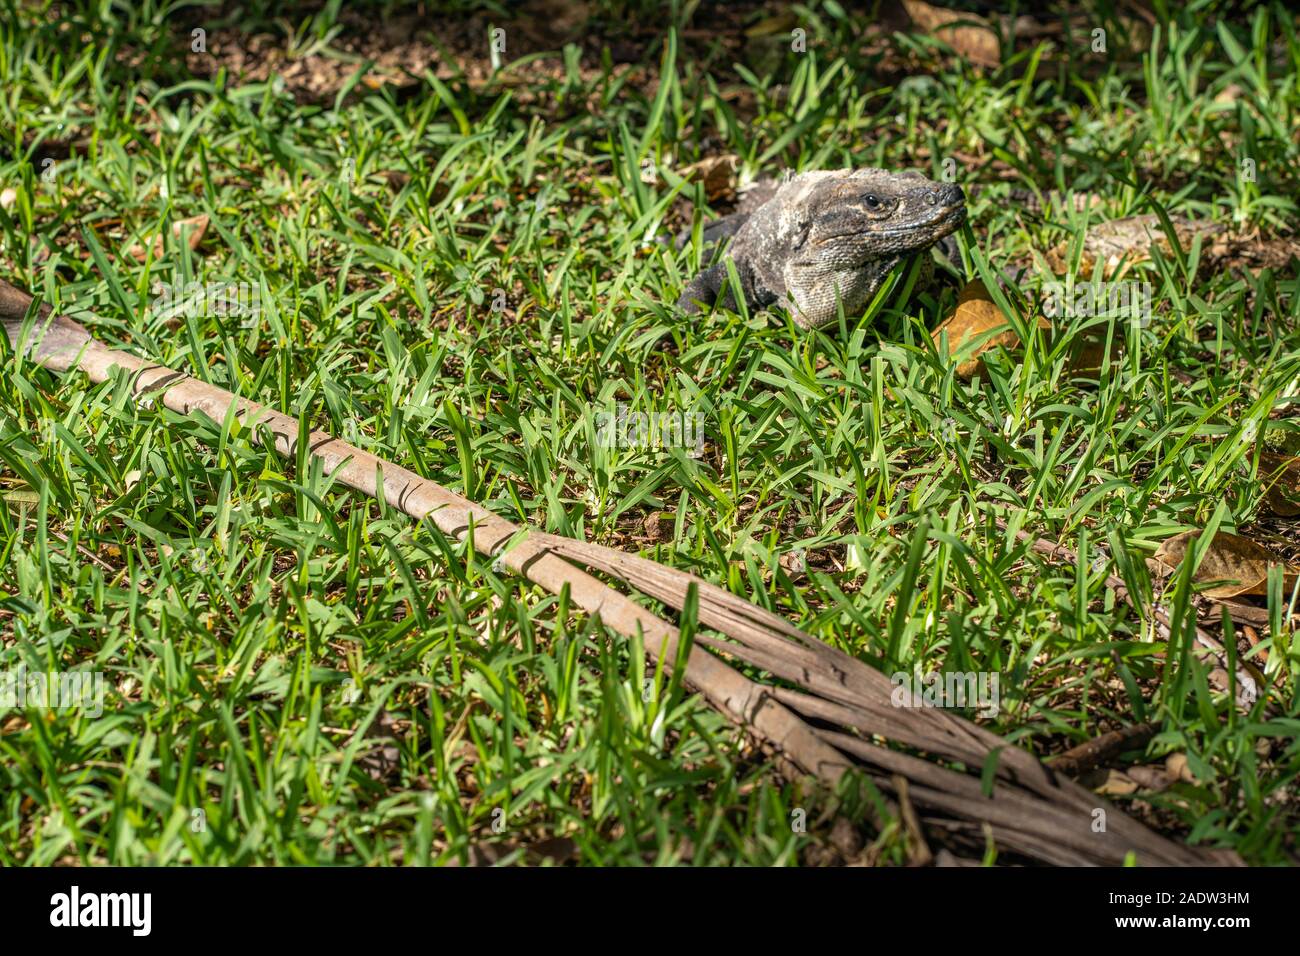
[{"left": 677, "top": 168, "right": 967, "bottom": 329}]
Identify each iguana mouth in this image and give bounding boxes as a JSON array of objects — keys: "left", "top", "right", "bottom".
[
  {"left": 898, "top": 204, "right": 967, "bottom": 241},
  {"left": 813, "top": 202, "right": 967, "bottom": 247}
]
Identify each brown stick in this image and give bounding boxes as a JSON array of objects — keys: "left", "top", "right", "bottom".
[
  {"left": 1001, "top": 521, "right": 1265, "bottom": 706},
  {"left": 1049, "top": 722, "right": 1160, "bottom": 777}
]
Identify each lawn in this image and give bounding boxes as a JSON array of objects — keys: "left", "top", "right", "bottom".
[{"left": 0, "top": 0, "right": 1297, "bottom": 866}]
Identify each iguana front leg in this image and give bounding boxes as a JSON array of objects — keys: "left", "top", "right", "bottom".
[
  {"left": 673, "top": 212, "right": 751, "bottom": 313},
  {"left": 676, "top": 257, "right": 776, "bottom": 315},
  {"left": 676, "top": 263, "right": 729, "bottom": 314}
]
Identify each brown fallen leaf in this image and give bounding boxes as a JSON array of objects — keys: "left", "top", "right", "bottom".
[
  {"left": 1214, "top": 83, "right": 1245, "bottom": 106},
  {"left": 663, "top": 154, "right": 740, "bottom": 204},
  {"left": 1045, "top": 214, "right": 1227, "bottom": 279},
  {"left": 1124, "top": 765, "right": 1176, "bottom": 792},
  {"left": 383, "top": 170, "right": 412, "bottom": 191},
  {"left": 1091, "top": 768, "right": 1140, "bottom": 796},
  {"left": 1088, "top": 753, "right": 1195, "bottom": 796},
  {"left": 356, "top": 710, "right": 403, "bottom": 783},
  {"left": 932, "top": 279, "right": 1048, "bottom": 379},
  {"left": 901, "top": 0, "right": 1001, "bottom": 68},
  {"left": 360, "top": 69, "right": 418, "bottom": 92},
  {"left": 127, "top": 214, "right": 210, "bottom": 262},
  {"left": 1258, "top": 451, "right": 1300, "bottom": 517},
  {"left": 1164, "top": 752, "right": 1196, "bottom": 784},
  {"left": 454, "top": 835, "right": 578, "bottom": 867},
  {"left": 640, "top": 510, "right": 674, "bottom": 543},
  {"left": 778, "top": 547, "right": 808, "bottom": 580},
  {"left": 1063, "top": 335, "right": 1123, "bottom": 377},
  {"left": 1152, "top": 529, "right": 1297, "bottom": 599},
  {"left": 1222, "top": 232, "right": 1300, "bottom": 275}
]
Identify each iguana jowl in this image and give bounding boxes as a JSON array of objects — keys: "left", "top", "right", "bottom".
[{"left": 677, "top": 168, "right": 967, "bottom": 329}]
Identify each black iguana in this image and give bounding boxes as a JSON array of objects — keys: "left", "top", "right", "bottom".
[{"left": 676, "top": 168, "right": 967, "bottom": 329}]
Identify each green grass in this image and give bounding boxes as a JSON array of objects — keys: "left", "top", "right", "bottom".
[{"left": 0, "top": 0, "right": 1298, "bottom": 865}]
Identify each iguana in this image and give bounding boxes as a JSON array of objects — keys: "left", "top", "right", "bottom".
[{"left": 676, "top": 168, "right": 967, "bottom": 328}]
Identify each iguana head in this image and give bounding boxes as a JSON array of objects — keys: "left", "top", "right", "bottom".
[
  {"left": 792, "top": 168, "right": 966, "bottom": 264},
  {"left": 775, "top": 168, "right": 966, "bottom": 327},
  {"left": 675, "top": 167, "right": 968, "bottom": 330}
]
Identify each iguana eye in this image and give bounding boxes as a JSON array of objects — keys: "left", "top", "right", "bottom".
[{"left": 864, "top": 195, "right": 882, "bottom": 209}]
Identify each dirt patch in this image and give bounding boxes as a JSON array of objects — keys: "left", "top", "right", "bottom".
[{"left": 179, "top": 2, "right": 780, "bottom": 105}]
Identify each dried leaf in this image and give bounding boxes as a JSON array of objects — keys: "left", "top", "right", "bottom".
[
  {"left": 1125, "top": 766, "right": 1175, "bottom": 792},
  {"left": 1045, "top": 215, "right": 1226, "bottom": 279},
  {"left": 127, "top": 214, "right": 210, "bottom": 262},
  {"left": 1214, "top": 83, "right": 1245, "bottom": 105},
  {"left": 360, "top": 70, "right": 415, "bottom": 91},
  {"left": 1165, "top": 752, "right": 1196, "bottom": 784},
  {"left": 902, "top": 0, "right": 1000, "bottom": 68},
  {"left": 932, "top": 279, "right": 1047, "bottom": 379},
  {"left": 1094, "top": 769, "right": 1140, "bottom": 796},
  {"left": 1063, "top": 335, "right": 1121, "bottom": 377},
  {"left": 640, "top": 510, "right": 674, "bottom": 543},
  {"left": 778, "top": 547, "right": 808, "bottom": 580},
  {"left": 666, "top": 154, "right": 740, "bottom": 203},
  {"left": 1152, "top": 529, "right": 1295, "bottom": 599},
  {"left": 356, "top": 710, "right": 402, "bottom": 782},
  {"left": 1259, "top": 451, "right": 1300, "bottom": 516},
  {"left": 454, "top": 835, "right": 578, "bottom": 867}
]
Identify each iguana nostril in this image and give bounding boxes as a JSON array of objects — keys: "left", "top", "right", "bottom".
[{"left": 930, "top": 185, "right": 964, "bottom": 205}]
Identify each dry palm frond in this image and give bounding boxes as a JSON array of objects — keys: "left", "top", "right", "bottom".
[{"left": 0, "top": 277, "right": 1237, "bottom": 866}]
